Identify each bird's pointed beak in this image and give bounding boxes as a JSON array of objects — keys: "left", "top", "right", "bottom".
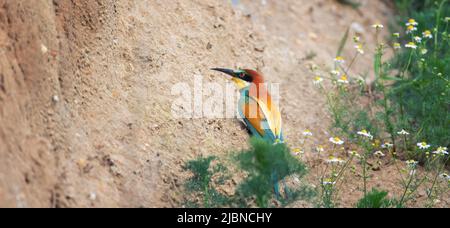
[{"left": 211, "top": 68, "right": 236, "bottom": 77}]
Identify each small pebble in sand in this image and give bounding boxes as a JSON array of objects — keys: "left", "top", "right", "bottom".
[
  {"left": 308, "top": 32, "right": 318, "bottom": 40},
  {"left": 41, "top": 44, "right": 48, "bottom": 54},
  {"left": 52, "top": 95, "right": 60, "bottom": 103},
  {"left": 89, "top": 192, "right": 97, "bottom": 201}
]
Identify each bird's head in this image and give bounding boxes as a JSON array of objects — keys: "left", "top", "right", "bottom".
[{"left": 211, "top": 68, "right": 265, "bottom": 84}]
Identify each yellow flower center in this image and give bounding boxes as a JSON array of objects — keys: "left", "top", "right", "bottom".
[{"left": 335, "top": 56, "right": 344, "bottom": 61}]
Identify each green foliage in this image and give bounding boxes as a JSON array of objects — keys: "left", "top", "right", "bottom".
[
  {"left": 316, "top": 1, "right": 449, "bottom": 208},
  {"left": 327, "top": 86, "right": 378, "bottom": 142},
  {"left": 183, "top": 156, "right": 231, "bottom": 208},
  {"left": 395, "top": 0, "right": 441, "bottom": 17},
  {"left": 390, "top": 0, "right": 450, "bottom": 151},
  {"left": 183, "top": 138, "right": 312, "bottom": 208},
  {"left": 356, "top": 188, "right": 394, "bottom": 208},
  {"left": 337, "top": 0, "right": 362, "bottom": 9},
  {"left": 237, "top": 138, "right": 306, "bottom": 182},
  {"left": 336, "top": 27, "right": 350, "bottom": 57},
  {"left": 234, "top": 137, "right": 309, "bottom": 207},
  {"left": 328, "top": 0, "right": 449, "bottom": 162}
]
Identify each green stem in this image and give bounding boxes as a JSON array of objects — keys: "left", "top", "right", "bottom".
[
  {"left": 390, "top": 149, "right": 407, "bottom": 186},
  {"left": 403, "top": 135, "right": 408, "bottom": 154},
  {"left": 397, "top": 50, "right": 414, "bottom": 129},
  {"left": 427, "top": 156, "right": 450, "bottom": 199},
  {"left": 403, "top": 175, "right": 428, "bottom": 204},
  {"left": 401, "top": 50, "right": 414, "bottom": 78},
  {"left": 399, "top": 171, "right": 415, "bottom": 207},
  {"left": 204, "top": 180, "right": 209, "bottom": 208},
  {"left": 434, "top": 0, "right": 447, "bottom": 59},
  {"left": 346, "top": 52, "right": 359, "bottom": 74},
  {"left": 361, "top": 148, "right": 369, "bottom": 200},
  {"left": 334, "top": 156, "right": 356, "bottom": 196}
]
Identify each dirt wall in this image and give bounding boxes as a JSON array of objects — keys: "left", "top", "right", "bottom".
[{"left": 0, "top": 0, "right": 392, "bottom": 207}]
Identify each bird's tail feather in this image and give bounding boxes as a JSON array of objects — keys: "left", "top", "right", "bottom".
[{"left": 272, "top": 170, "right": 281, "bottom": 200}]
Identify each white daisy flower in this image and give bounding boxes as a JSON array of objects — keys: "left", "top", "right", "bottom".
[
  {"left": 326, "top": 156, "right": 345, "bottom": 164},
  {"left": 397, "top": 129, "right": 410, "bottom": 135},
  {"left": 372, "top": 23, "right": 384, "bottom": 29},
  {"left": 357, "top": 129, "right": 373, "bottom": 140},
  {"left": 405, "top": 42, "right": 418, "bottom": 49},
  {"left": 374, "top": 151, "right": 386, "bottom": 157},
  {"left": 313, "top": 76, "right": 324, "bottom": 85},
  {"left": 330, "top": 70, "right": 340, "bottom": 76},
  {"left": 406, "top": 25, "right": 418, "bottom": 34},
  {"left": 354, "top": 44, "right": 364, "bottom": 55},
  {"left": 292, "top": 148, "right": 305, "bottom": 156},
  {"left": 393, "top": 42, "right": 401, "bottom": 50},
  {"left": 417, "top": 142, "right": 431, "bottom": 150},
  {"left": 322, "top": 178, "right": 336, "bottom": 186},
  {"left": 393, "top": 33, "right": 400, "bottom": 38},
  {"left": 381, "top": 142, "right": 394, "bottom": 149},
  {"left": 439, "top": 173, "right": 450, "bottom": 180},
  {"left": 413, "top": 36, "right": 422, "bottom": 43},
  {"left": 433, "top": 147, "right": 449, "bottom": 156},
  {"left": 302, "top": 129, "right": 313, "bottom": 137},
  {"left": 406, "top": 19, "right": 418, "bottom": 26},
  {"left": 337, "top": 75, "right": 349, "bottom": 84},
  {"left": 329, "top": 137, "right": 344, "bottom": 145},
  {"left": 423, "top": 30, "right": 433, "bottom": 39},
  {"left": 334, "top": 56, "right": 345, "bottom": 64}
]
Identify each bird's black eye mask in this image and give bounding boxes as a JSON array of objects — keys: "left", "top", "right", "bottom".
[
  {"left": 211, "top": 68, "right": 253, "bottom": 83},
  {"left": 235, "top": 70, "right": 253, "bottom": 82}
]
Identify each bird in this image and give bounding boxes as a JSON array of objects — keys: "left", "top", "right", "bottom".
[
  {"left": 211, "top": 68, "right": 284, "bottom": 143},
  {"left": 212, "top": 68, "right": 286, "bottom": 198}
]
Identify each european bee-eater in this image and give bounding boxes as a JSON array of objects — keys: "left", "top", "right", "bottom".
[
  {"left": 211, "top": 68, "right": 284, "bottom": 143},
  {"left": 212, "top": 68, "right": 286, "bottom": 199}
]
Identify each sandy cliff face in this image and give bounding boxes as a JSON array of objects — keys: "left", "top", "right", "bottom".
[
  {"left": 0, "top": 0, "right": 392, "bottom": 207},
  {"left": 0, "top": 0, "right": 60, "bottom": 207}
]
